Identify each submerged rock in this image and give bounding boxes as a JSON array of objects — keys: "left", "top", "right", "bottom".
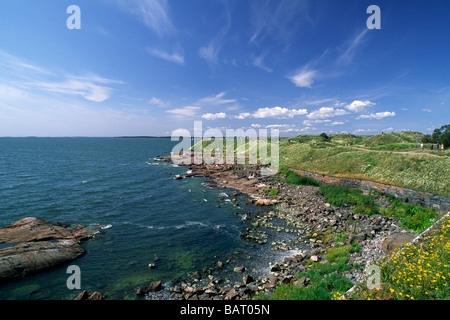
[{"left": 0, "top": 217, "right": 101, "bottom": 282}]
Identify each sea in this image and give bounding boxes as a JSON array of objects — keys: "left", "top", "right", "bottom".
[{"left": 0, "top": 137, "right": 303, "bottom": 300}]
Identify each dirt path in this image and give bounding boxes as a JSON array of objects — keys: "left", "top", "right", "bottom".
[{"left": 347, "top": 146, "right": 448, "bottom": 158}]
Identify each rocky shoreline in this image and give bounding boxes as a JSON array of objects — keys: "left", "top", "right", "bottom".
[
  {"left": 0, "top": 217, "right": 102, "bottom": 282},
  {"left": 136, "top": 157, "right": 416, "bottom": 300}
]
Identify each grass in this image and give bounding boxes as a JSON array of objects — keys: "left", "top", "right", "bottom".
[
  {"left": 264, "top": 187, "right": 280, "bottom": 198},
  {"left": 343, "top": 216, "right": 450, "bottom": 300},
  {"left": 266, "top": 240, "right": 360, "bottom": 300},
  {"left": 381, "top": 199, "right": 441, "bottom": 234},
  {"left": 279, "top": 132, "right": 450, "bottom": 197},
  {"left": 282, "top": 169, "right": 321, "bottom": 187}
]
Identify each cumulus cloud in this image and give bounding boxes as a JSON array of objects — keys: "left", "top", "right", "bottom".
[
  {"left": 289, "top": 69, "right": 317, "bottom": 88},
  {"left": 252, "top": 106, "right": 308, "bottom": 119},
  {"left": 201, "top": 112, "right": 226, "bottom": 120},
  {"left": 306, "top": 107, "right": 349, "bottom": 120},
  {"left": 357, "top": 111, "right": 396, "bottom": 120},
  {"left": 345, "top": 100, "right": 375, "bottom": 113},
  {"left": 236, "top": 112, "right": 251, "bottom": 119}
]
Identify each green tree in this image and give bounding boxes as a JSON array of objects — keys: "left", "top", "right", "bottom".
[{"left": 432, "top": 124, "right": 450, "bottom": 148}]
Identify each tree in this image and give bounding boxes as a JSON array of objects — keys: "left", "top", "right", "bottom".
[
  {"left": 320, "top": 132, "right": 330, "bottom": 141},
  {"left": 432, "top": 124, "right": 450, "bottom": 148}
]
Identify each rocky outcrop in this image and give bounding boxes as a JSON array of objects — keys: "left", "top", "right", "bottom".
[{"left": 0, "top": 217, "right": 100, "bottom": 282}]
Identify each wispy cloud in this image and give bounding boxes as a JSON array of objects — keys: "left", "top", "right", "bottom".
[
  {"left": 251, "top": 52, "right": 272, "bottom": 73},
  {"left": 337, "top": 29, "right": 369, "bottom": 66},
  {"left": 197, "top": 92, "right": 236, "bottom": 106},
  {"left": 199, "top": 4, "right": 231, "bottom": 68},
  {"left": 33, "top": 74, "right": 124, "bottom": 103},
  {"left": 199, "top": 25, "right": 230, "bottom": 68},
  {"left": 249, "top": 0, "right": 312, "bottom": 46},
  {"left": 147, "top": 48, "right": 184, "bottom": 65},
  {"left": 166, "top": 106, "right": 200, "bottom": 117},
  {"left": 115, "top": 0, "right": 174, "bottom": 37}
]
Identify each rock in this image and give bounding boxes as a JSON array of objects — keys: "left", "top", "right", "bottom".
[
  {"left": 74, "top": 290, "right": 89, "bottom": 300},
  {"left": 74, "top": 290, "right": 102, "bottom": 300},
  {"left": 148, "top": 280, "right": 162, "bottom": 292},
  {"left": 88, "top": 291, "right": 103, "bottom": 300},
  {"left": 233, "top": 266, "right": 246, "bottom": 273},
  {"left": 382, "top": 232, "right": 417, "bottom": 254},
  {"left": 0, "top": 217, "right": 100, "bottom": 281},
  {"left": 243, "top": 274, "right": 254, "bottom": 284},
  {"left": 255, "top": 199, "right": 278, "bottom": 206},
  {"left": 225, "top": 288, "right": 239, "bottom": 300},
  {"left": 136, "top": 280, "right": 162, "bottom": 295},
  {"left": 310, "top": 255, "right": 319, "bottom": 262}
]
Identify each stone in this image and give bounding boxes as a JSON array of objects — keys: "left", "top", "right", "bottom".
[
  {"left": 233, "top": 266, "right": 246, "bottom": 273},
  {"left": 382, "top": 232, "right": 417, "bottom": 254},
  {"left": 148, "top": 280, "right": 162, "bottom": 292},
  {"left": 74, "top": 290, "right": 102, "bottom": 300},
  {"left": 243, "top": 274, "right": 254, "bottom": 284},
  {"left": 224, "top": 288, "right": 239, "bottom": 300},
  {"left": 0, "top": 217, "right": 100, "bottom": 281}
]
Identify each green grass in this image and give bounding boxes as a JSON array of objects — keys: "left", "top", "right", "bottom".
[
  {"left": 267, "top": 241, "right": 359, "bottom": 300},
  {"left": 279, "top": 133, "right": 450, "bottom": 197},
  {"left": 380, "top": 199, "right": 441, "bottom": 233},
  {"left": 283, "top": 170, "right": 321, "bottom": 187},
  {"left": 318, "top": 184, "right": 380, "bottom": 216},
  {"left": 264, "top": 187, "right": 280, "bottom": 198}
]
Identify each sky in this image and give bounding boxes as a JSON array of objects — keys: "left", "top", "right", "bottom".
[{"left": 0, "top": 0, "right": 449, "bottom": 137}]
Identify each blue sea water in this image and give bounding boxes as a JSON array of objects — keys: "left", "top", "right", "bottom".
[{"left": 0, "top": 137, "right": 286, "bottom": 300}]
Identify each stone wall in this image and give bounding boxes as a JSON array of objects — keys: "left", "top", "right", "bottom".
[{"left": 291, "top": 169, "right": 450, "bottom": 212}]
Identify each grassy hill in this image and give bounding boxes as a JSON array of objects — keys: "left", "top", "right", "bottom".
[
  {"left": 280, "top": 132, "right": 449, "bottom": 197},
  {"left": 188, "top": 132, "right": 450, "bottom": 197}
]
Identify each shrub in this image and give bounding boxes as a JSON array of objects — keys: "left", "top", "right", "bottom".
[{"left": 284, "top": 171, "right": 320, "bottom": 187}]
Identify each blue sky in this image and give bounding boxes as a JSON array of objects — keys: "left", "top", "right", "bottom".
[{"left": 0, "top": 0, "right": 449, "bottom": 137}]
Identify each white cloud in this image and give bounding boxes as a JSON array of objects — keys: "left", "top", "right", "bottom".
[
  {"left": 115, "top": 0, "right": 174, "bottom": 37},
  {"left": 337, "top": 29, "right": 369, "bottom": 65},
  {"left": 345, "top": 100, "right": 375, "bottom": 113},
  {"left": 252, "top": 53, "right": 272, "bottom": 73},
  {"left": 353, "top": 128, "right": 377, "bottom": 134},
  {"left": 357, "top": 111, "right": 396, "bottom": 120},
  {"left": 147, "top": 48, "right": 184, "bottom": 65},
  {"left": 198, "top": 92, "right": 236, "bottom": 106},
  {"left": 421, "top": 108, "right": 432, "bottom": 112},
  {"left": 201, "top": 112, "right": 226, "bottom": 120},
  {"left": 166, "top": 106, "right": 200, "bottom": 116},
  {"left": 236, "top": 112, "right": 251, "bottom": 119},
  {"left": 331, "top": 121, "right": 345, "bottom": 125},
  {"left": 307, "top": 107, "right": 349, "bottom": 120},
  {"left": 199, "top": 18, "right": 230, "bottom": 68},
  {"left": 34, "top": 74, "right": 123, "bottom": 103},
  {"left": 149, "top": 97, "right": 169, "bottom": 107},
  {"left": 289, "top": 69, "right": 317, "bottom": 88},
  {"left": 252, "top": 106, "right": 308, "bottom": 119}
]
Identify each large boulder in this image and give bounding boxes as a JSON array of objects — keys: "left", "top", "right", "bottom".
[
  {"left": 0, "top": 217, "right": 100, "bottom": 282},
  {"left": 381, "top": 232, "right": 417, "bottom": 254}
]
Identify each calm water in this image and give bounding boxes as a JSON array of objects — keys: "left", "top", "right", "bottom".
[{"left": 0, "top": 137, "right": 289, "bottom": 300}]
